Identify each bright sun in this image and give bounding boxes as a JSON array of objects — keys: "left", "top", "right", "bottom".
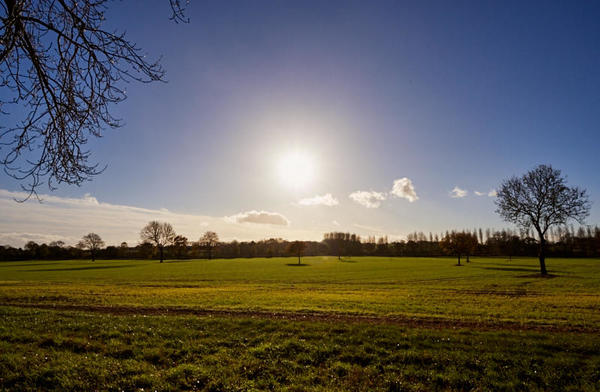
[{"left": 276, "top": 151, "right": 316, "bottom": 190}]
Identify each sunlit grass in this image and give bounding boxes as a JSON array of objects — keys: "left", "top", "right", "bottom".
[{"left": 1, "top": 257, "right": 599, "bottom": 328}]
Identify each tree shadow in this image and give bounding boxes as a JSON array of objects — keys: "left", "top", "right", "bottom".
[
  {"left": 477, "top": 266, "right": 540, "bottom": 272},
  {"left": 164, "top": 259, "right": 197, "bottom": 264},
  {"left": 483, "top": 262, "right": 539, "bottom": 268},
  {"left": 0, "top": 261, "right": 64, "bottom": 268},
  {"left": 285, "top": 263, "right": 311, "bottom": 267},
  {"left": 518, "top": 273, "right": 559, "bottom": 279},
  {"left": 22, "top": 264, "right": 139, "bottom": 272}
]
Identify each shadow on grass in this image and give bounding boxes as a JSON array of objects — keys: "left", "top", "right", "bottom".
[
  {"left": 477, "top": 266, "right": 541, "bottom": 273},
  {"left": 164, "top": 259, "right": 198, "bottom": 264},
  {"left": 0, "top": 262, "right": 64, "bottom": 268},
  {"left": 339, "top": 259, "right": 357, "bottom": 263},
  {"left": 285, "top": 263, "right": 311, "bottom": 267},
  {"left": 518, "top": 273, "right": 559, "bottom": 279},
  {"left": 22, "top": 264, "right": 139, "bottom": 272},
  {"left": 482, "top": 262, "right": 539, "bottom": 268}
]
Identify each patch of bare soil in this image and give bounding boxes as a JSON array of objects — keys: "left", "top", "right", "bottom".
[{"left": 0, "top": 302, "right": 595, "bottom": 334}]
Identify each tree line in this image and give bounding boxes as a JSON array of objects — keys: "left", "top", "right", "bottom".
[{"left": 1, "top": 225, "right": 599, "bottom": 262}]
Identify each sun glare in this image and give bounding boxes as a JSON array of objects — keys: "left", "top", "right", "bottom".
[{"left": 277, "top": 151, "right": 316, "bottom": 190}]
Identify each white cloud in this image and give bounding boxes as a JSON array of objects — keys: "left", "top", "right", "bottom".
[
  {"left": 296, "top": 193, "right": 339, "bottom": 207},
  {"left": 450, "top": 186, "right": 468, "bottom": 198},
  {"left": 225, "top": 210, "right": 290, "bottom": 226},
  {"left": 390, "top": 177, "right": 418, "bottom": 202},
  {"left": 474, "top": 189, "right": 497, "bottom": 197},
  {"left": 349, "top": 190, "right": 387, "bottom": 208},
  {"left": 0, "top": 189, "right": 318, "bottom": 247}
]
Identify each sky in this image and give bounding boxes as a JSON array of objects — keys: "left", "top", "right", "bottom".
[{"left": 1, "top": 0, "right": 600, "bottom": 246}]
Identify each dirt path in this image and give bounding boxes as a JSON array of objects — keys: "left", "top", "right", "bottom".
[{"left": 0, "top": 302, "right": 596, "bottom": 333}]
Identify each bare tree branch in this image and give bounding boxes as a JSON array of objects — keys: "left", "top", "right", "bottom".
[{"left": 0, "top": 0, "right": 188, "bottom": 200}]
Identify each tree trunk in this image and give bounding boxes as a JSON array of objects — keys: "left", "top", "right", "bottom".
[
  {"left": 466, "top": 254, "right": 470, "bottom": 263},
  {"left": 159, "top": 246, "right": 164, "bottom": 263},
  {"left": 538, "top": 237, "right": 548, "bottom": 275},
  {"left": 91, "top": 250, "right": 95, "bottom": 262},
  {"left": 208, "top": 247, "right": 212, "bottom": 260},
  {"left": 457, "top": 255, "right": 461, "bottom": 265}
]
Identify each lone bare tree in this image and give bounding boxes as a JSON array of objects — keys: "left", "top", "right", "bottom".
[
  {"left": 0, "top": 0, "right": 188, "bottom": 197},
  {"left": 495, "top": 164, "right": 590, "bottom": 275},
  {"left": 78, "top": 232, "right": 104, "bottom": 262},
  {"left": 198, "top": 231, "right": 219, "bottom": 260},
  {"left": 140, "top": 221, "right": 176, "bottom": 263}
]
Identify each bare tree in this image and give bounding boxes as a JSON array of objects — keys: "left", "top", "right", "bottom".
[
  {"left": 198, "top": 231, "right": 219, "bottom": 260},
  {"left": 78, "top": 232, "right": 104, "bottom": 262},
  {"left": 0, "top": 0, "right": 188, "bottom": 198},
  {"left": 495, "top": 164, "right": 590, "bottom": 275},
  {"left": 140, "top": 221, "right": 176, "bottom": 263}
]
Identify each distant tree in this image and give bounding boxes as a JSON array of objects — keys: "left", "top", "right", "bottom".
[
  {"left": 495, "top": 165, "right": 590, "bottom": 275},
  {"left": 322, "top": 232, "right": 357, "bottom": 260},
  {"left": 288, "top": 241, "right": 307, "bottom": 265},
  {"left": 440, "top": 231, "right": 477, "bottom": 265},
  {"left": 199, "top": 231, "right": 219, "bottom": 260},
  {"left": 140, "top": 221, "right": 176, "bottom": 263},
  {"left": 49, "top": 240, "right": 65, "bottom": 248},
  {"left": 24, "top": 241, "right": 38, "bottom": 252},
  {"left": 173, "top": 235, "right": 188, "bottom": 259},
  {"left": 78, "top": 233, "right": 104, "bottom": 262}
]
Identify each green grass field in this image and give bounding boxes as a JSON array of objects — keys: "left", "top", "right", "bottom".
[{"left": 1, "top": 257, "right": 599, "bottom": 390}]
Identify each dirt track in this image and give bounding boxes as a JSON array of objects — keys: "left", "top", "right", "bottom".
[{"left": 1, "top": 302, "right": 596, "bottom": 334}]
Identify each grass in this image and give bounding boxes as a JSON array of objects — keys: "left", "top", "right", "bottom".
[
  {"left": 1, "top": 256, "right": 599, "bottom": 390},
  {"left": 1, "top": 257, "right": 599, "bottom": 327},
  {"left": 1, "top": 306, "right": 599, "bottom": 391}
]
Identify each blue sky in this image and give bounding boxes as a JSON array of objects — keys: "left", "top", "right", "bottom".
[{"left": 1, "top": 0, "right": 599, "bottom": 246}]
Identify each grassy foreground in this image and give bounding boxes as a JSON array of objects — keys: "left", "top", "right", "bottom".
[
  {"left": 1, "top": 307, "right": 599, "bottom": 391},
  {"left": 1, "top": 257, "right": 599, "bottom": 390}
]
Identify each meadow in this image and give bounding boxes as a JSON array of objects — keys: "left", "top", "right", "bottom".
[{"left": 1, "top": 256, "right": 599, "bottom": 390}]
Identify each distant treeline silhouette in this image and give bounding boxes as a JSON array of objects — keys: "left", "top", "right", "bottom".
[{"left": 1, "top": 226, "right": 599, "bottom": 261}]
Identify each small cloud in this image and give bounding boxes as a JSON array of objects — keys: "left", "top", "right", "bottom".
[
  {"left": 474, "top": 191, "right": 485, "bottom": 196},
  {"left": 83, "top": 193, "right": 99, "bottom": 205},
  {"left": 349, "top": 190, "right": 387, "bottom": 208},
  {"left": 332, "top": 220, "right": 341, "bottom": 227},
  {"left": 225, "top": 210, "right": 290, "bottom": 226},
  {"left": 390, "top": 178, "right": 418, "bottom": 202},
  {"left": 450, "top": 186, "right": 467, "bottom": 198},
  {"left": 488, "top": 189, "right": 497, "bottom": 197},
  {"left": 296, "top": 193, "right": 339, "bottom": 207}
]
